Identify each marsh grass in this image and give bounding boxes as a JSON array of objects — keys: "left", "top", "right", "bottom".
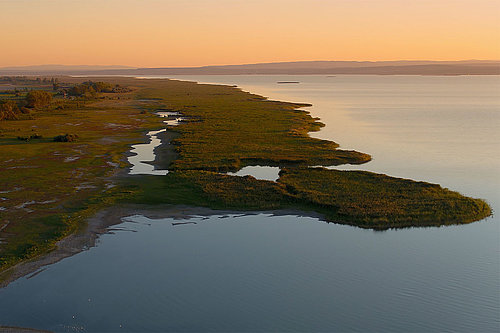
[
  {"left": 278, "top": 168, "right": 492, "bottom": 228},
  {"left": 135, "top": 79, "right": 371, "bottom": 171},
  {"left": 121, "top": 169, "right": 491, "bottom": 230},
  {"left": 0, "top": 78, "right": 162, "bottom": 269}
]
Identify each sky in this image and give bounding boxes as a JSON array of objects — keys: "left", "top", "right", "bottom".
[{"left": 0, "top": 0, "right": 499, "bottom": 67}]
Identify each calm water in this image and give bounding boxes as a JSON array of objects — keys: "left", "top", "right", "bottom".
[
  {"left": 128, "top": 129, "right": 168, "bottom": 176},
  {"left": 227, "top": 165, "right": 280, "bottom": 181},
  {"left": 1, "top": 75, "right": 499, "bottom": 332}
]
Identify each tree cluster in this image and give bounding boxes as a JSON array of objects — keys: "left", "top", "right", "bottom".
[
  {"left": 68, "top": 81, "right": 128, "bottom": 97},
  {"left": 0, "top": 100, "right": 21, "bottom": 120},
  {"left": 1, "top": 90, "right": 54, "bottom": 120},
  {"left": 0, "top": 76, "right": 59, "bottom": 86},
  {"left": 26, "top": 90, "right": 53, "bottom": 108}
]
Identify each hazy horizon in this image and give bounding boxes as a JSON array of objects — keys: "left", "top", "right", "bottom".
[
  {"left": 1, "top": 59, "right": 500, "bottom": 70},
  {"left": 1, "top": 0, "right": 499, "bottom": 67}
]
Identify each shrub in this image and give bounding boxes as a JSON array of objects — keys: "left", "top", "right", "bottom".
[
  {"left": 17, "top": 134, "right": 42, "bottom": 141},
  {"left": 53, "top": 133, "right": 78, "bottom": 142}
]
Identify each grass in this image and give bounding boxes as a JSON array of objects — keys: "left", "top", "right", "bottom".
[
  {"left": 135, "top": 79, "right": 371, "bottom": 171},
  {"left": 0, "top": 78, "right": 162, "bottom": 269},
  {"left": 120, "top": 168, "right": 491, "bottom": 230},
  {"left": 278, "top": 167, "right": 492, "bottom": 228},
  {"left": 120, "top": 171, "right": 290, "bottom": 210},
  {"left": 0, "top": 76, "right": 492, "bottom": 274}
]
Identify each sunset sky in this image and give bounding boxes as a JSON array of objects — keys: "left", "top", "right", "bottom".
[{"left": 1, "top": 0, "right": 499, "bottom": 67}]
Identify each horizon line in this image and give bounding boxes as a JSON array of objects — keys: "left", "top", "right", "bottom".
[{"left": 2, "top": 59, "right": 500, "bottom": 70}]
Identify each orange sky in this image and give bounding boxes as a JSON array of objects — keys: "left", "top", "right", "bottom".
[{"left": 1, "top": 0, "right": 499, "bottom": 67}]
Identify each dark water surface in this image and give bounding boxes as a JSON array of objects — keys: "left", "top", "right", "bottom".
[{"left": 1, "top": 75, "right": 499, "bottom": 332}]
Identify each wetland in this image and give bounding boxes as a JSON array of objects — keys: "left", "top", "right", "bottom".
[{"left": 0, "top": 75, "right": 498, "bottom": 332}]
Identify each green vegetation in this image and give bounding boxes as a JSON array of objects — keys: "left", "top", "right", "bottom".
[
  {"left": 120, "top": 168, "right": 491, "bottom": 230},
  {"left": 17, "top": 133, "right": 42, "bottom": 141},
  {"left": 0, "top": 76, "right": 492, "bottom": 276},
  {"left": 0, "top": 76, "right": 58, "bottom": 86},
  {"left": 0, "top": 79, "right": 130, "bottom": 122},
  {"left": 125, "top": 79, "right": 490, "bottom": 229},
  {"left": 69, "top": 81, "right": 131, "bottom": 97},
  {"left": 137, "top": 80, "right": 370, "bottom": 171},
  {"left": 53, "top": 133, "right": 78, "bottom": 142},
  {"left": 121, "top": 171, "right": 290, "bottom": 210},
  {"left": 0, "top": 77, "right": 161, "bottom": 270},
  {"left": 278, "top": 168, "right": 492, "bottom": 228}
]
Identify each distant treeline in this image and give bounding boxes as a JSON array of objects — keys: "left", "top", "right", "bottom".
[
  {"left": 68, "top": 81, "right": 130, "bottom": 97},
  {"left": 0, "top": 76, "right": 59, "bottom": 86},
  {"left": 0, "top": 80, "right": 131, "bottom": 120}
]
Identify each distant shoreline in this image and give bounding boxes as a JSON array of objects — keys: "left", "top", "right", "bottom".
[{"left": 1, "top": 60, "right": 499, "bottom": 76}]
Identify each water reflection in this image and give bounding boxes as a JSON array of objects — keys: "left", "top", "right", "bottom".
[
  {"left": 0, "top": 213, "right": 498, "bottom": 332},
  {"left": 127, "top": 110, "right": 187, "bottom": 176},
  {"left": 127, "top": 129, "right": 168, "bottom": 176},
  {"left": 226, "top": 165, "right": 281, "bottom": 181}
]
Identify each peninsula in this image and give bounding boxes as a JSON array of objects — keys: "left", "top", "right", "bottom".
[{"left": 0, "top": 77, "right": 491, "bottom": 283}]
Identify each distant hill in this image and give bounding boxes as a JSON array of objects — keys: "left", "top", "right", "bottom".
[
  {"left": 1, "top": 61, "right": 499, "bottom": 75},
  {"left": 0, "top": 64, "right": 134, "bottom": 74}
]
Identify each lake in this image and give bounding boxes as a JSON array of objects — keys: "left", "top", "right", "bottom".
[{"left": 0, "top": 75, "right": 498, "bottom": 332}]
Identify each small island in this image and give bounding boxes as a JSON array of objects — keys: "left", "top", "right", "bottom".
[{"left": 0, "top": 77, "right": 491, "bottom": 283}]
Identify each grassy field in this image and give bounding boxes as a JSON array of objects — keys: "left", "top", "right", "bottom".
[
  {"left": 0, "top": 78, "right": 162, "bottom": 268},
  {"left": 0, "top": 77, "right": 492, "bottom": 274}
]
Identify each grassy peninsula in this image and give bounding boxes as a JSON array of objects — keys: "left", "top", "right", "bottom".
[
  {"left": 0, "top": 77, "right": 491, "bottom": 276},
  {"left": 135, "top": 79, "right": 370, "bottom": 171}
]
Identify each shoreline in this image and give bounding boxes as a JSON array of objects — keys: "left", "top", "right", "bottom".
[{"left": 0, "top": 204, "right": 326, "bottom": 289}]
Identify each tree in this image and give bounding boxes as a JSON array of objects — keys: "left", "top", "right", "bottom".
[
  {"left": 0, "top": 100, "right": 20, "bottom": 120},
  {"left": 25, "top": 90, "right": 52, "bottom": 108}
]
